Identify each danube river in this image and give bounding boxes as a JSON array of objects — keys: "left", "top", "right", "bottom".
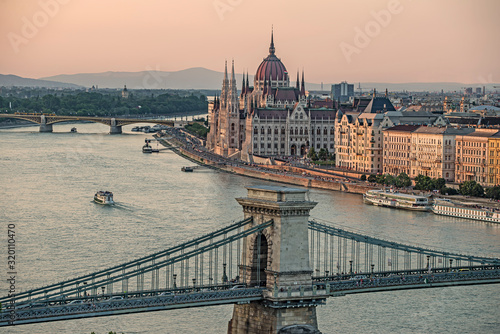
[{"left": 0, "top": 123, "right": 499, "bottom": 334}]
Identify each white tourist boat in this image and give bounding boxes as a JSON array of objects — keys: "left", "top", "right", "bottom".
[
  {"left": 94, "top": 191, "right": 114, "bottom": 205},
  {"left": 431, "top": 199, "right": 500, "bottom": 223},
  {"left": 363, "top": 189, "right": 430, "bottom": 211}
]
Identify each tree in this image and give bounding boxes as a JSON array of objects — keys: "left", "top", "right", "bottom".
[
  {"left": 485, "top": 186, "right": 500, "bottom": 200},
  {"left": 396, "top": 172, "right": 412, "bottom": 188},
  {"left": 459, "top": 180, "right": 484, "bottom": 197},
  {"left": 307, "top": 147, "right": 318, "bottom": 161},
  {"left": 318, "top": 148, "right": 328, "bottom": 161},
  {"left": 441, "top": 187, "right": 458, "bottom": 195},
  {"left": 367, "top": 174, "right": 377, "bottom": 183},
  {"left": 384, "top": 174, "right": 396, "bottom": 186},
  {"left": 375, "top": 174, "right": 386, "bottom": 184},
  {"left": 360, "top": 174, "right": 367, "bottom": 181},
  {"left": 434, "top": 178, "right": 446, "bottom": 191}
]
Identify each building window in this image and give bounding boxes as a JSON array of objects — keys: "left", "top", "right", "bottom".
[{"left": 254, "top": 127, "right": 258, "bottom": 135}]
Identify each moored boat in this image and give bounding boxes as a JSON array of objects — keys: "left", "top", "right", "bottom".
[
  {"left": 181, "top": 166, "right": 194, "bottom": 172},
  {"left": 431, "top": 199, "right": 500, "bottom": 223},
  {"left": 94, "top": 191, "right": 114, "bottom": 205},
  {"left": 70, "top": 127, "right": 77, "bottom": 133},
  {"left": 363, "top": 189, "right": 430, "bottom": 211}
]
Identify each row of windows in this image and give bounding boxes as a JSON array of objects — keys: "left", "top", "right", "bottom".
[{"left": 253, "top": 127, "right": 335, "bottom": 135}]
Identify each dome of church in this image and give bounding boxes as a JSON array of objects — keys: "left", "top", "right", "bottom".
[{"left": 255, "top": 31, "right": 288, "bottom": 82}]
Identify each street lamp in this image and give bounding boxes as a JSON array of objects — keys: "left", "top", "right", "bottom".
[
  {"left": 192, "top": 278, "right": 196, "bottom": 288},
  {"left": 101, "top": 286, "right": 105, "bottom": 296},
  {"left": 449, "top": 259, "right": 453, "bottom": 272},
  {"left": 349, "top": 260, "right": 353, "bottom": 275},
  {"left": 371, "top": 264, "right": 375, "bottom": 274},
  {"left": 173, "top": 274, "right": 177, "bottom": 288}
]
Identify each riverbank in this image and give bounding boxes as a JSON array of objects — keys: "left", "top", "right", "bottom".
[{"left": 156, "top": 133, "right": 374, "bottom": 196}]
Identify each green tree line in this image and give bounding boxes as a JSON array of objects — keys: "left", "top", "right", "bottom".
[{"left": 0, "top": 92, "right": 207, "bottom": 117}]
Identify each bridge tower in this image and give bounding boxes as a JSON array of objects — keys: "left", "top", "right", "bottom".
[
  {"left": 109, "top": 118, "right": 122, "bottom": 134},
  {"left": 228, "top": 185, "right": 323, "bottom": 334},
  {"left": 39, "top": 115, "right": 53, "bottom": 132}
]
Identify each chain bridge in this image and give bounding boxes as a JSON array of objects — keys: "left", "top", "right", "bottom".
[
  {"left": 1, "top": 186, "right": 499, "bottom": 333},
  {"left": 0, "top": 114, "right": 199, "bottom": 134}
]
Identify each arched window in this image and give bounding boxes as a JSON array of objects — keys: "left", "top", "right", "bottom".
[
  {"left": 231, "top": 123, "right": 235, "bottom": 131},
  {"left": 295, "top": 127, "right": 298, "bottom": 135},
  {"left": 300, "top": 127, "right": 303, "bottom": 135},
  {"left": 281, "top": 127, "right": 285, "bottom": 135},
  {"left": 290, "top": 128, "right": 294, "bottom": 135},
  {"left": 254, "top": 127, "right": 258, "bottom": 135},
  {"left": 324, "top": 128, "right": 328, "bottom": 135},
  {"left": 317, "top": 127, "right": 321, "bottom": 135},
  {"left": 330, "top": 127, "right": 334, "bottom": 135},
  {"left": 261, "top": 127, "right": 265, "bottom": 135},
  {"left": 267, "top": 127, "right": 272, "bottom": 135},
  {"left": 274, "top": 127, "right": 278, "bottom": 135},
  {"left": 305, "top": 127, "right": 308, "bottom": 135}
]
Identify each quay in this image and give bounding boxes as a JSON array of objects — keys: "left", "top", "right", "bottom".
[{"left": 155, "top": 130, "right": 374, "bottom": 196}]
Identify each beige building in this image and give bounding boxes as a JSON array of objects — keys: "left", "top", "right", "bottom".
[
  {"left": 383, "top": 125, "right": 421, "bottom": 176},
  {"left": 335, "top": 97, "right": 448, "bottom": 174},
  {"left": 410, "top": 126, "right": 473, "bottom": 181},
  {"left": 455, "top": 129, "right": 500, "bottom": 185},
  {"left": 487, "top": 133, "right": 500, "bottom": 186}
]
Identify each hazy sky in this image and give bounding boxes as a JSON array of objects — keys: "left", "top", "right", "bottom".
[{"left": 1, "top": 0, "right": 499, "bottom": 83}]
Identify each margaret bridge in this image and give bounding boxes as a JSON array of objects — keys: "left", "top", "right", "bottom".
[
  {"left": 1, "top": 186, "right": 499, "bottom": 333},
  {"left": 0, "top": 114, "right": 199, "bottom": 134}
]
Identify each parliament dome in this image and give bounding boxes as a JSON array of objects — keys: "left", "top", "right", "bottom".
[{"left": 255, "top": 31, "right": 289, "bottom": 83}]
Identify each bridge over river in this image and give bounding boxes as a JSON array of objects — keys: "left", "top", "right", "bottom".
[
  {"left": 0, "top": 114, "right": 199, "bottom": 134},
  {"left": 1, "top": 186, "right": 499, "bottom": 333}
]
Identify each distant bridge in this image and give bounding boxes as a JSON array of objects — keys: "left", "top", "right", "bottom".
[
  {"left": 1, "top": 186, "right": 498, "bottom": 332},
  {"left": 0, "top": 114, "right": 200, "bottom": 134}
]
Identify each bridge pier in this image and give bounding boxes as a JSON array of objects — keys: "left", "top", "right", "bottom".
[
  {"left": 39, "top": 123, "right": 53, "bottom": 132},
  {"left": 109, "top": 125, "right": 122, "bottom": 134},
  {"left": 229, "top": 186, "right": 322, "bottom": 334}
]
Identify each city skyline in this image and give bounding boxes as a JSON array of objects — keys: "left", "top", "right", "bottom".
[{"left": 1, "top": 0, "right": 499, "bottom": 84}]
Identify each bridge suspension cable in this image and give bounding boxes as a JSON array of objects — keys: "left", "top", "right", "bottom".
[
  {"left": 0, "top": 217, "right": 273, "bottom": 305},
  {"left": 308, "top": 220, "right": 500, "bottom": 278}
]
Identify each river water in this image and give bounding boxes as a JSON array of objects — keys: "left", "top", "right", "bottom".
[{"left": 0, "top": 123, "right": 498, "bottom": 334}]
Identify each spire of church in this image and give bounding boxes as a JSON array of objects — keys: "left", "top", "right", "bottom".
[
  {"left": 385, "top": 88, "right": 388, "bottom": 97},
  {"left": 228, "top": 59, "right": 238, "bottom": 107},
  {"left": 296, "top": 70, "right": 300, "bottom": 90},
  {"left": 241, "top": 70, "right": 246, "bottom": 96},
  {"left": 231, "top": 59, "right": 236, "bottom": 84},
  {"left": 300, "top": 69, "right": 305, "bottom": 96},
  {"left": 246, "top": 72, "right": 249, "bottom": 91},
  {"left": 373, "top": 89, "right": 376, "bottom": 98},
  {"left": 269, "top": 26, "right": 275, "bottom": 55},
  {"left": 221, "top": 60, "right": 229, "bottom": 107}
]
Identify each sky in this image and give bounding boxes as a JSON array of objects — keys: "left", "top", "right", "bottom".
[{"left": 1, "top": 0, "right": 499, "bottom": 84}]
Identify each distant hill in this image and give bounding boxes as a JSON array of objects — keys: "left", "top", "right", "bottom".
[
  {"left": 0, "top": 74, "right": 83, "bottom": 89},
  {"left": 27, "top": 68, "right": 500, "bottom": 93},
  {"left": 41, "top": 67, "right": 236, "bottom": 90}
]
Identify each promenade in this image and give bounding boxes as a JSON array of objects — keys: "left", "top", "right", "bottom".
[{"left": 156, "top": 128, "right": 374, "bottom": 195}]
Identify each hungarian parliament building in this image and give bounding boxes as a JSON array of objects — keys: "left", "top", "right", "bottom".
[{"left": 207, "top": 31, "right": 337, "bottom": 162}]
